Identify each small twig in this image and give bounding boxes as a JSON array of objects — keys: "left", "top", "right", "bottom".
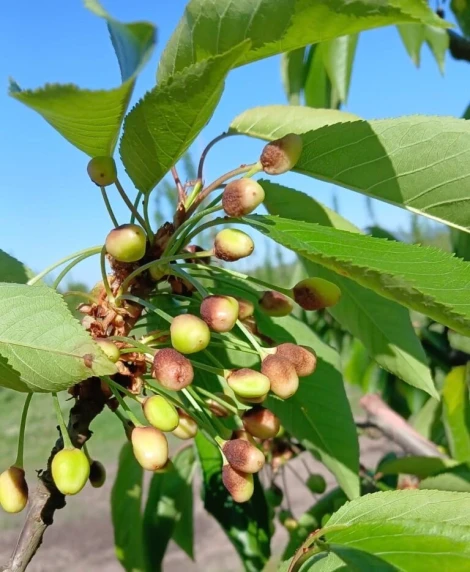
[
  {"left": 171, "top": 166, "right": 186, "bottom": 203},
  {"left": 359, "top": 394, "right": 446, "bottom": 458}
]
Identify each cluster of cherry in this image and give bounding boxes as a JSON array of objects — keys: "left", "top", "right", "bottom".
[{"left": 0, "top": 133, "right": 342, "bottom": 514}]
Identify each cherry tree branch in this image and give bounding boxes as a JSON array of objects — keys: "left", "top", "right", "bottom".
[{"left": 359, "top": 394, "right": 446, "bottom": 458}]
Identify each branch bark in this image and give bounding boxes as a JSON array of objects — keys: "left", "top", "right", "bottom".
[{"left": 359, "top": 393, "right": 446, "bottom": 458}]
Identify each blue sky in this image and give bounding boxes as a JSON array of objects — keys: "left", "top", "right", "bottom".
[{"left": 1, "top": 1, "right": 469, "bottom": 287}]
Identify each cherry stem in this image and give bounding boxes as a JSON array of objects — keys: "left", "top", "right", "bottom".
[
  {"left": 14, "top": 393, "right": 32, "bottom": 469},
  {"left": 115, "top": 178, "right": 148, "bottom": 231},
  {"left": 106, "top": 378, "right": 142, "bottom": 426},
  {"left": 144, "top": 380, "right": 183, "bottom": 409},
  {"left": 194, "top": 386, "right": 239, "bottom": 415},
  {"left": 190, "top": 360, "right": 228, "bottom": 377},
  {"left": 197, "top": 132, "right": 237, "bottom": 182},
  {"left": 172, "top": 166, "right": 186, "bottom": 203},
  {"left": 112, "top": 407, "right": 135, "bottom": 435},
  {"left": 62, "top": 291, "right": 97, "bottom": 304},
  {"left": 130, "top": 191, "right": 143, "bottom": 224},
  {"left": 100, "top": 186, "right": 119, "bottom": 227},
  {"left": 106, "top": 335, "right": 156, "bottom": 355},
  {"left": 28, "top": 246, "right": 102, "bottom": 286},
  {"left": 142, "top": 192, "right": 155, "bottom": 242},
  {"left": 168, "top": 266, "right": 207, "bottom": 297},
  {"left": 52, "top": 393, "right": 73, "bottom": 449},
  {"left": 100, "top": 247, "right": 115, "bottom": 304},
  {"left": 235, "top": 319, "right": 267, "bottom": 358},
  {"left": 183, "top": 386, "right": 230, "bottom": 440},
  {"left": 53, "top": 252, "right": 101, "bottom": 290},
  {"left": 82, "top": 442, "right": 92, "bottom": 462}
]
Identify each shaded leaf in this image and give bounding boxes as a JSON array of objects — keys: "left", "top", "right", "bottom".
[
  {"left": 304, "top": 44, "right": 334, "bottom": 109},
  {"left": 0, "top": 250, "right": 34, "bottom": 284},
  {"left": 451, "top": 0, "right": 470, "bottom": 37},
  {"left": 420, "top": 464, "right": 470, "bottom": 492},
  {"left": 111, "top": 442, "right": 145, "bottom": 572},
  {"left": 329, "top": 545, "right": 399, "bottom": 571},
  {"left": 158, "top": 0, "right": 445, "bottom": 81},
  {"left": 143, "top": 446, "right": 196, "bottom": 570},
  {"left": 195, "top": 432, "right": 271, "bottom": 572},
  {"left": 231, "top": 107, "right": 470, "bottom": 233},
  {"left": 377, "top": 455, "right": 457, "bottom": 479},
  {"left": 120, "top": 42, "right": 249, "bottom": 194},
  {"left": 322, "top": 35, "right": 358, "bottom": 103},
  {"left": 262, "top": 182, "right": 434, "bottom": 396},
  {"left": 0, "top": 284, "right": 116, "bottom": 392},
  {"left": 397, "top": 23, "right": 425, "bottom": 66},
  {"left": 442, "top": 366, "right": 470, "bottom": 462},
  {"left": 10, "top": 4, "right": 155, "bottom": 156},
  {"left": 281, "top": 48, "right": 306, "bottom": 105},
  {"left": 424, "top": 25, "right": 449, "bottom": 74}
]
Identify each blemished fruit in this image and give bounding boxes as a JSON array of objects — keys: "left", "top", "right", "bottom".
[
  {"left": 214, "top": 229, "right": 254, "bottom": 261},
  {"left": 227, "top": 369, "right": 271, "bottom": 399},
  {"left": 51, "top": 448, "right": 90, "bottom": 495},
  {"left": 0, "top": 466, "right": 28, "bottom": 513},
  {"left": 260, "top": 133, "right": 303, "bottom": 175},
  {"left": 200, "top": 295, "right": 239, "bottom": 333},
  {"left": 87, "top": 156, "right": 117, "bottom": 186},
  {"left": 242, "top": 406, "right": 280, "bottom": 440},
  {"left": 259, "top": 291, "right": 293, "bottom": 317},
  {"left": 105, "top": 224, "right": 147, "bottom": 263},
  {"left": 306, "top": 474, "right": 327, "bottom": 494},
  {"left": 293, "top": 277, "right": 341, "bottom": 311},
  {"left": 89, "top": 460, "right": 106, "bottom": 488},
  {"left": 96, "top": 339, "right": 120, "bottom": 363},
  {"left": 172, "top": 409, "right": 198, "bottom": 440},
  {"left": 275, "top": 343, "right": 317, "bottom": 377},
  {"left": 262, "top": 355, "right": 299, "bottom": 399},
  {"left": 131, "top": 426, "right": 169, "bottom": 471},
  {"left": 222, "top": 178, "right": 265, "bottom": 217},
  {"left": 151, "top": 348, "right": 194, "bottom": 390},
  {"left": 206, "top": 393, "right": 237, "bottom": 417},
  {"left": 235, "top": 297, "right": 255, "bottom": 320},
  {"left": 142, "top": 395, "right": 180, "bottom": 432},
  {"left": 222, "top": 439, "right": 265, "bottom": 474},
  {"left": 222, "top": 464, "right": 254, "bottom": 503},
  {"left": 170, "top": 314, "right": 211, "bottom": 354}
]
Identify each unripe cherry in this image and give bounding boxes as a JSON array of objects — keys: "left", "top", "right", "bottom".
[
  {"left": 227, "top": 369, "right": 270, "bottom": 399},
  {"left": 170, "top": 314, "right": 210, "bottom": 354},
  {"left": 235, "top": 297, "right": 255, "bottom": 320},
  {"left": 206, "top": 393, "right": 236, "bottom": 417},
  {"left": 214, "top": 229, "right": 254, "bottom": 262},
  {"left": 222, "top": 178, "right": 265, "bottom": 217},
  {"left": 242, "top": 406, "right": 280, "bottom": 440},
  {"left": 151, "top": 348, "right": 194, "bottom": 390},
  {"left": 222, "top": 464, "right": 254, "bottom": 503},
  {"left": 275, "top": 343, "right": 317, "bottom": 377},
  {"left": 96, "top": 339, "right": 121, "bottom": 363},
  {"left": 87, "top": 156, "right": 117, "bottom": 186},
  {"left": 142, "top": 395, "right": 179, "bottom": 431},
  {"left": 259, "top": 291, "right": 293, "bottom": 317},
  {"left": 293, "top": 277, "right": 341, "bottom": 311},
  {"left": 306, "top": 474, "right": 327, "bottom": 494},
  {"left": 172, "top": 409, "right": 198, "bottom": 440},
  {"left": 131, "top": 426, "right": 169, "bottom": 471},
  {"left": 89, "top": 460, "right": 106, "bottom": 488},
  {"left": 284, "top": 517, "right": 299, "bottom": 531},
  {"left": 261, "top": 355, "right": 299, "bottom": 399},
  {"left": 0, "top": 467, "right": 28, "bottom": 513},
  {"left": 105, "top": 224, "right": 147, "bottom": 263},
  {"left": 222, "top": 439, "right": 265, "bottom": 474},
  {"left": 51, "top": 448, "right": 90, "bottom": 495},
  {"left": 260, "top": 133, "right": 303, "bottom": 175},
  {"left": 200, "top": 295, "right": 239, "bottom": 333}
]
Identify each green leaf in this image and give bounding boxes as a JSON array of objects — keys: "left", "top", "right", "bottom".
[
  {"left": 420, "top": 464, "right": 470, "bottom": 492},
  {"left": 195, "top": 432, "right": 271, "bottom": 572},
  {"left": 142, "top": 446, "right": 196, "bottom": 571},
  {"left": 442, "top": 366, "right": 470, "bottom": 462},
  {"left": 322, "top": 490, "right": 470, "bottom": 570},
  {"left": 281, "top": 48, "right": 306, "bottom": 106},
  {"left": 10, "top": 4, "right": 155, "bottom": 156},
  {"left": 377, "top": 455, "right": 458, "bottom": 478},
  {"left": 120, "top": 41, "right": 249, "bottom": 194},
  {"left": 262, "top": 182, "right": 434, "bottom": 396},
  {"left": 230, "top": 107, "right": 470, "bottom": 233},
  {"left": 304, "top": 44, "right": 335, "bottom": 109},
  {"left": 322, "top": 35, "right": 358, "bottom": 104},
  {"left": 111, "top": 442, "right": 145, "bottom": 572},
  {"left": 158, "top": 0, "right": 445, "bottom": 81},
  {"left": 451, "top": 228, "right": 470, "bottom": 260},
  {"left": 452, "top": 0, "right": 470, "bottom": 37},
  {"left": 329, "top": 545, "right": 399, "bottom": 571},
  {"left": 258, "top": 314, "right": 360, "bottom": 499},
  {"left": 397, "top": 24, "right": 425, "bottom": 66},
  {"left": 0, "top": 284, "right": 116, "bottom": 392},
  {"left": 424, "top": 25, "right": 449, "bottom": 74},
  {"left": 0, "top": 250, "right": 34, "bottom": 284},
  {"left": 243, "top": 214, "right": 470, "bottom": 343}
]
